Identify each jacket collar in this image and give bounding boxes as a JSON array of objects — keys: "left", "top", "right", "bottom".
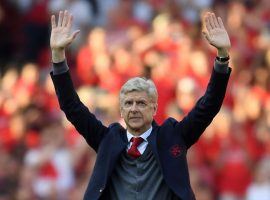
[
  {"left": 147, "top": 121, "right": 159, "bottom": 159},
  {"left": 117, "top": 120, "right": 159, "bottom": 146}
]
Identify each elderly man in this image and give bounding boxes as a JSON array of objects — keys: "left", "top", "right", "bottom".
[{"left": 50, "top": 10, "right": 231, "bottom": 200}]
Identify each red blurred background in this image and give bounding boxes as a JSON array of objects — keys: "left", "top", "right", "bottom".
[{"left": 0, "top": 0, "right": 270, "bottom": 199}]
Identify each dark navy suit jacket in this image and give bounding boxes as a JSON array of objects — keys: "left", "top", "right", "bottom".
[{"left": 51, "top": 66, "right": 231, "bottom": 200}]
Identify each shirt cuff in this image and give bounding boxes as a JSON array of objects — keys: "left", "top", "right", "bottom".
[
  {"left": 52, "top": 60, "right": 69, "bottom": 75},
  {"left": 214, "top": 60, "right": 229, "bottom": 74}
]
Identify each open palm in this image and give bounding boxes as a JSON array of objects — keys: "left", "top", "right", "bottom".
[
  {"left": 203, "top": 12, "right": 231, "bottom": 50},
  {"left": 50, "top": 11, "right": 79, "bottom": 50}
]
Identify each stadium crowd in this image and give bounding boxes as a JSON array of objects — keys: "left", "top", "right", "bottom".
[{"left": 0, "top": 0, "right": 270, "bottom": 199}]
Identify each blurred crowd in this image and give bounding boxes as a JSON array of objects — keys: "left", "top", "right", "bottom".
[{"left": 0, "top": 0, "right": 270, "bottom": 199}]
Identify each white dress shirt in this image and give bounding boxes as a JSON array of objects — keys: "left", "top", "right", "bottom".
[{"left": 126, "top": 126, "right": 152, "bottom": 154}]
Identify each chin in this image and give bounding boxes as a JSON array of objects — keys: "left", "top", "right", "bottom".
[
  {"left": 129, "top": 125, "right": 142, "bottom": 131},
  {"left": 128, "top": 123, "right": 143, "bottom": 132}
]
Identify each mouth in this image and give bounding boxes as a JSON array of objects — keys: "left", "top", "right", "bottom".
[{"left": 129, "top": 117, "right": 141, "bottom": 120}]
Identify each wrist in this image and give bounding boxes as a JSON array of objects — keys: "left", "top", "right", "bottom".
[
  {"left": 217, "top": 48, "right": 229, "bottom": 57},
  {"left": 52, "top": 49, "right": 66, "bottom": 63},
  {"left": 216, "top": 55, "right": 230, "bottom": 63}
]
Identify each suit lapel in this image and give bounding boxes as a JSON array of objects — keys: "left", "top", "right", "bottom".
[
  {"left": 147, "top": 121, "right": 159, "bottom": 162},
  {"left": 109, "top": 121, "right": 159, "bottom": 167},
  {"left": 107, "top": 124, "right": 128, "bottom": 175}
]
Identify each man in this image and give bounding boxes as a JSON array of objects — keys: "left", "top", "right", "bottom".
[{"left": 50, "top": 10, "right": 231, "bottom": 200}]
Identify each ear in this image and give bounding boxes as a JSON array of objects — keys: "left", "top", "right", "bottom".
[
  {"left": 153, "top": 103, "right": 158, "bottom": 116},
  {"left": 120, "top": 106, "right": 123, "bottom": 118}
]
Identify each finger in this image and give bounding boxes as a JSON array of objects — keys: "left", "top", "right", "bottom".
[
  {"left": 212, "top": 13, "right": 219, "bottom": 28},
  {"left": 209, "top": 13, "right": 216, "bottom": 29},
  {"left": 217, "top": 17, "right": 225, "bottom": 29},
  {"left": 66, "top": 14, "right": 73, "bottom": 30},
  {"left": 51, "top": 15, "right": 56, "bottom": 29},
  {"left": 205, "top": 15, "right": 212, "bottom": 35},
  {"left": 205, "top": 13, "right": 213, "bottom": 29},
  {"left": 58, "top": 11, "right": 64, "bottom": 27},
  {"left": 62, "top": 10, "right": 68, "bottom": 27},
  {"left": 67, "top": 30, "right": 80, "bottom": 43}
]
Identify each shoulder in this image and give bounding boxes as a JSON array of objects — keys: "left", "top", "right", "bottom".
[
  {"left": 156, "top": 117, "right": 180, "bottom": 133},
  {"left": 105, "top": 122, "right": 128, "bottom": 143},
  {"left": 107, "top": 122, "right": 126, "bottom": 136},
  {"left": 161, "top": 117, "right": 178, "bottom": 127},
  {"left": 108, "top": 122, "right": 123, "bottom": 129}
]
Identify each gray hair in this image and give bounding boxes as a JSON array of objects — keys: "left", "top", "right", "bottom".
[{"left": 119, "top": 77, "right": 158, "bottom": 104}]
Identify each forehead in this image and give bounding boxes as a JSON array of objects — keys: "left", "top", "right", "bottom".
[{"left": 122, "top": 91, "right": 150, "bottom": 101}]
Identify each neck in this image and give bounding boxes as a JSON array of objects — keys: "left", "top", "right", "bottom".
[{"left": 127, "top": 126, "right": 151, "bottom": 136}]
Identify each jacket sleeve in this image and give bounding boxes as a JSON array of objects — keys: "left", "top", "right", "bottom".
[
  {"left": 50, "top": 61, "right": 108, "bottom": 151},
  {"left": 175, "top": 62, "right": 231, "bottom": 149}
]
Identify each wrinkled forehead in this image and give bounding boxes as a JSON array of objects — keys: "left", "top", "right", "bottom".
[{"left": 120, "top": 90, "right": 151, "bottom": 102}]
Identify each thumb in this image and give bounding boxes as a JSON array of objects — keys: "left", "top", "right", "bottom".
[
  {"left": 202, "top": 31, "right": 215, "bottom": 47},
  {"left": 67, "top": 30, "right": 80, "bottom": 43},
  {"left": 202, "top": 31, "right": 210, "bottom": 42}
]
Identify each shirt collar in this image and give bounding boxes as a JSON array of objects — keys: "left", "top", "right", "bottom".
[{"left": 126, "top": 126, "right": 153, "bottom": 142}]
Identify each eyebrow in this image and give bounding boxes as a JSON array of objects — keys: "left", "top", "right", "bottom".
[{"left": 124, "top": 98, "right": 148, "bottom": 102}]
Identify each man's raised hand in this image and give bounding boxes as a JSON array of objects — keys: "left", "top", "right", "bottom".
[
  {"left": 202, "top": 12, "right": 231, "bottom": 57},
  {"left": 50, "top": 10, "right": 79, "bottom": 50},
  {"left": 50, "top": 10, "right": 80, "bottom": 62}
]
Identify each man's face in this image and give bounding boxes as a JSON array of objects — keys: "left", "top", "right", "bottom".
[{"left": 120, "top": 91, "right": 157, "bottom": 135}]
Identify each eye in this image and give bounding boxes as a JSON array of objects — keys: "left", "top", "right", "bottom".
[
  {"left": 137, "top": 101, "right": 147, "bottom": 107},
  {"left": 124, "top": 101, "right": 133, "bottom": 106}
]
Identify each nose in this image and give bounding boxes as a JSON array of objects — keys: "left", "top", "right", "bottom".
[{"left": 130, "top": 102, "right": 138, "bottom": 112}]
